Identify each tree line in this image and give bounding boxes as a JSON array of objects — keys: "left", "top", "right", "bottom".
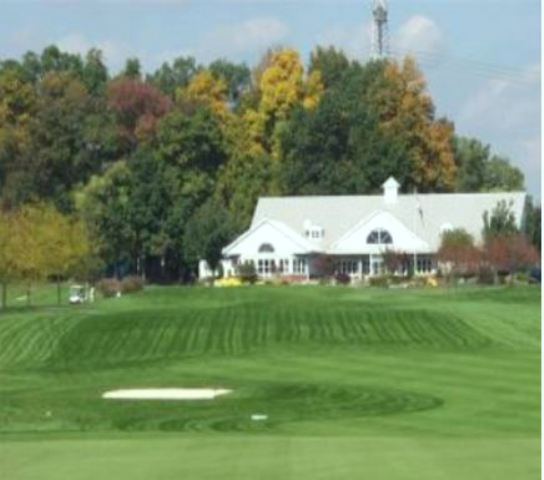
[
  {"left": 437, "top": 201, "right": 540, "bottom": 283},
  {"left": 0, "top": 203, "right": 91, "bottom": 308},
  {"left": 0, "top": 45, "right": 538, "bottom": 283}
]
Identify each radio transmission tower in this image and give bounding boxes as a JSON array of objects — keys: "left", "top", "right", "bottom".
[{"left": 371, "top": 0, "right": 389, "bottom": 58}]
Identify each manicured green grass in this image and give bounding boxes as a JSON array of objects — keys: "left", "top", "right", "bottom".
[{"left": 0, "top": 285, "right": 540, "bottom": 479}]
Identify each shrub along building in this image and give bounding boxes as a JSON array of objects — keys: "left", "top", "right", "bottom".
[{"left": 199, "top": 177, "right": 527, "bottom": 281}]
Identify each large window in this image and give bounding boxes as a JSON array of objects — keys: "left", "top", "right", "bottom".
[
  {"left": 278, "top": 259, "right": 290, "bottom": 273},
  {"left": 337, "top": 260, "right": 358, "bottom": 275},
  {"left": 367, "top": 229, "right": 393, "bottom": 245},
  {"left": 257, "top": 259, "right": 276, "bottom": 275},
  {"left": 417, "top": 256, "right": 434, "bottom": 274},
  {"left": 293, "top": 258, "right": 307, "bottom": 274},
  {"left": 258, "top": 243, "right": 275, "bottom": 253}
]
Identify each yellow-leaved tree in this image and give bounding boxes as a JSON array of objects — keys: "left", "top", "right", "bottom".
[
  {"left": 177, "top": 70, "right": 229, "bottom": 120},
  {"left": 0, "top": 211, "right": 18, "bottom": 309},
  {"left": 216, "top": 48, "right": 325, "bottom": 229},
  {"left": 9, "top": 203, "right": 92, "bottom": 306},
  {"left": 367, "top": 56, "right": 457, "bottom": 191}
]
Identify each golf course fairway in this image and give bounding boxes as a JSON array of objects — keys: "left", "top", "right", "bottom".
[{"left": 0, "top": 285, "right": 540, "bottom": 479}]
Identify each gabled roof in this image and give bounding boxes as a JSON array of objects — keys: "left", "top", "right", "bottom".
[
  {"left": 330, "top": 210, "right": 430, "bottom": 254},
  {"left": 223, "top": 218, "right": 322, "bottom": 256},
  {"left": 251, "top": 191, "right": 527, "bottom": 252}
]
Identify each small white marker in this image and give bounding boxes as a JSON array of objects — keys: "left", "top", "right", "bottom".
[{"left": 251, "top": 414, "right": 268, "bottom": 421}]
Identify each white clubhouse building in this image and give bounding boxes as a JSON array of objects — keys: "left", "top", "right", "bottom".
[{"left": 199, "top": 177, "right": 527, "bottom": 281}]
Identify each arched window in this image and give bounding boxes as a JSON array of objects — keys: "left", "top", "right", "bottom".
[
  {"left": 366, "top": 229, "right": 393, "bottom": 245},
  {"left": 258, "top": 243, "right": 275, "bottom": 253}
]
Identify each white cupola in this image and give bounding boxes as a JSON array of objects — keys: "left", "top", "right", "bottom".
[{"left": 382, "top": 176, "right": 400, "bottom": 205}]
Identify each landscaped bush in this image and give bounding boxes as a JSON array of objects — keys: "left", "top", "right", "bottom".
[
  {"left": 237, "top": 263, "right": 258, "bottom": 284},
  {"left": 410, "top": 276, "right": 429, "bottom": 288},
  {"left": 388, "top": 275, "right": 408, "bottom": 286},
  {"left": 96, "top": 278, "right": 121, "bottom": 298},
  {"left": 334, "top": 272, "right": 351, "bottom": 285},
  {"left": 478, "top": 267, "right": 495, "bottom": 285},
  {"left": 515, "top": 272, "right": 529, "bottom": 284},
  {"left": 368, "top": 275, "right": 389, "bottom": 288},
  {"left": 96, "top": 276, "right": 144, "bottom": 297},
  {"left": 279, "top": 275, "right": 307, "bottom": 285},
  {"left": 121, "top": 275, "right": 145, "bottom": 294}
]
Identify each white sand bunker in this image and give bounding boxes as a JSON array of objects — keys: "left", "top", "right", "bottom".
[{"left": 102, "top": 388, "right": 232, "bottom": 401}]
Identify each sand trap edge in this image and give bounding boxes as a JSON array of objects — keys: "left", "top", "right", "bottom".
[{"left": 102, "top": 388, "right": 232, "bottom": 401}]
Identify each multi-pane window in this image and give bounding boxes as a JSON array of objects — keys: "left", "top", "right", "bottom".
[
  {"left": 417, "top": 257, "right": 433, "bottom": 273},
  {"left": 278, "top": 259, "right": 290, "bottom": 273},
  {"left": 293, "top": 258, "right": 307, "bottom": 274},
  {"left": 311, "top": 229, "right": 323, "bottom": 239},
  {"left": 338, "top": 261, "right": 358, "bottom": 275},
  {"left": 367, "top": 229, "right": 393, "bottom": 245},
  {"left": 257, "top": 259, "right": 276, "bottom": 275},
  {"left": 372, "top": 257, "right": 384, "bottom": 275},
  {"left": 305, "top": 226, "right": 324, "bottom": 239}
]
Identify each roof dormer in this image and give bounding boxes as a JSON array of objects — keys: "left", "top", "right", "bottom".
[
  {"left": 303, "top": 219, "right": 324, "bottom": 241},
  {"left": 382, "top": 176, "right": 400, "bottom": 205}
]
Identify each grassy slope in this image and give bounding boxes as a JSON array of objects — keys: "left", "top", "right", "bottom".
[{"left": 0, "top": 285, "right": 540, "bottom": 479}]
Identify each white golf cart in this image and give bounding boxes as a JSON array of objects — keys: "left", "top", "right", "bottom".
[{"left": 69, "top": 285, "right": 86, "bottom": 304}]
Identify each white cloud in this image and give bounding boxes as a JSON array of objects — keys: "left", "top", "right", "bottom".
[
  {"left": 393, "top": 15, "right": 445, "bottom": 58},
  {"left": 459, "top": 64, "right": 540, "bottom": 129},
  {"left": 315, "top": 14, "right": 444, "bottom": 62},
  {"left": 457, "top": 63, "right": 541, "bottom": 196},
  {"left": 317, "top": 21, "right": 373, "bottom": 60},
  {"left": 196, "top": 17, "right": 289, "bottom": 62}
]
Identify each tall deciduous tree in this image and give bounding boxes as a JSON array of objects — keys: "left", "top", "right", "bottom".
[
  {"left": 9, "top": 204, "right": 49, "bottom": 305},
  {"left": 280, "top": 63, "right": 409, "bottom": 195},
  {"left": 309, "top": 46, "right": 351, "bottom": 90},
  {"left": 524, "top": 197, "right": 541, "bottom": 252},
  {"left": 484, "top": 234, "right": 539, "bottom": 279},
  {"left": 148, "top": 56, "right": 200, "bottom": 97},
  {"left": 483, "top": 200, "right": 519, "bottom": 240},
  {"left": 0, "top": 67, "right": 36, "bottom": 207},
  {"left": 483, "top": 156, "right": 524, "bottom": 192},
  {"left": 82, "top": 49, "right": 109, "bottom": 95},
  {"left": 31, "top": 204, "right": 92, "bottom": 304},
  {"left": 437, "top": 229, "right": 481, "bottom": 280},
  {"left": 209, "top": 59, "right": 251, "bottom": 105},
  {"left": 216, "top": 152, "right": 274, "bottom": 232},
  {"left": 366, "top": 57, "right": 457, "bottom": 191},
  {"left": 107, "top": 78, "right": 172, "bottom": 153},
  {"left": 178, "top": 70, "right": 229, "bottom": 119},
  {"left": 183, "top": 198, "right": 234, "bottom": 280},
  {"left": 11, "top": 72, "right": 114, "bottom": 211},
  {"left": 122, "top": 58, "right": 142, "bottom": 80},
  {"left": 0, "top": 211, "right": 17, "bottom": 309},
  {"left": 75, "top": 161, "right": 135, "bottom": 277},
  {"left": 454, "top": 136, "right": 524, "bottom": 193},
  {"left": 454, "top": 136, "right": 490, "bottom": 192}
]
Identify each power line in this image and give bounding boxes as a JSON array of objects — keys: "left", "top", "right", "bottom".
[{"left": 390, "top": 47, "right": 539, "bottom": 86}]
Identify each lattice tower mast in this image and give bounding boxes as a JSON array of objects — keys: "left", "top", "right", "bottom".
[{"left": 372, "top": 0, "right": 389, "bottom": 58}]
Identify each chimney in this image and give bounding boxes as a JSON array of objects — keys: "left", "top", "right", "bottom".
[{"left": 382, "top": 176, "right": 399, "bottom": 205}]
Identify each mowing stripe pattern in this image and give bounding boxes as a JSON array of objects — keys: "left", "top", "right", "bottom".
[{"left": 35, "top": 306, "right": 493, "bottom": 369}]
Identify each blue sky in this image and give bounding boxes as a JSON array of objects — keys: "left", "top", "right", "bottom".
[{"left": 0, "top": 0, "right": 541, "bottom": 196}]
